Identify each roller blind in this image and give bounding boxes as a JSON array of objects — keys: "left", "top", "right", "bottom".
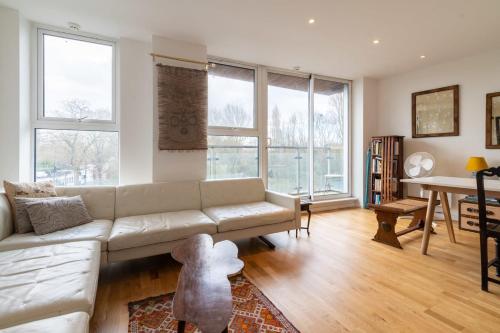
[
  {"left": 209, "top": 63, "right": 254, "bottom": 82},
  {"left": 268, "top": 72, "right": 309, "bottom": 92}
]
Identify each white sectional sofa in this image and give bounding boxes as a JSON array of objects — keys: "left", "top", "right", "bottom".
[{"left": 0, "top": 178, "right": 299, "bottom": 331}]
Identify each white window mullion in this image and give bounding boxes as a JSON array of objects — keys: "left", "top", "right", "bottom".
[
  {"left": 309, "top": 75, "right": 315, "bottom": 200},
  {"left": 258, "top": 65, "right": 268, "bottom": 186}
]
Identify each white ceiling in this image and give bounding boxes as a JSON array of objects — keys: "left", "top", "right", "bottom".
[{"left": 2, "top": 0, "right": 500, "bottom": 79}]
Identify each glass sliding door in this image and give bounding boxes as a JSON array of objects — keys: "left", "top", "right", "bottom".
[
  {"left": 312, "top": 78, "right": 349, "bottom": 197},
  {"left": 267, "top": 72, "right": 310, "bottom": 195}
]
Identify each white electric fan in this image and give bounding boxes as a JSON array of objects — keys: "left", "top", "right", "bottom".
[
  {"left": 404, "top": 152, "right": 435, "bottom": 179},
  {"left": 403, "top": 152, "right": 444, "bottom": 220}
]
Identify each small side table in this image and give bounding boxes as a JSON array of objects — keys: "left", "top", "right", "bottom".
[{"left": 299, "top": 199, "right": 312, "bottom": 236}]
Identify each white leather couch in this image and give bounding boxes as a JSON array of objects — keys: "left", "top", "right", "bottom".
[
  {"left": 0, "top": 178, "right": 299, "bottom": 331},
  {"left": 0, "top": 241, "right": 100, "bottom": 331}
]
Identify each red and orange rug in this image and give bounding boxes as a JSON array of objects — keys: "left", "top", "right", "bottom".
[{"left": 128, "top": 275, "right": 300, "bottom": 333}]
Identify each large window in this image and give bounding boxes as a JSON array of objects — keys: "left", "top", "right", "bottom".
[
  {"left": 313, "top": 78, "right": 349, "bottom": 196},
  {"left": 267, "top": 72, "right": 310, "bottom": 195},
  {"left": 207, "top": 62, "right": 258, "bottom": 180},
  {"left": 208, "top": 63, "right": 255, "bottom": 129},
  {"left": 35, "top": 28, "right": 117, "bottom": 186},
  {"left": 267, "top": 73, "right": 349, "bottom": 199},
  {"left": 207, "top": 60, "right": 351, "bottom": 199}
]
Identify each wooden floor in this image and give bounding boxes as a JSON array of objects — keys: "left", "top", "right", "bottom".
[{"left": 91, "top": 208, "right": 500, "bottom": 333}]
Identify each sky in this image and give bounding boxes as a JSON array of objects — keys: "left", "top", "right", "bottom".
[{"left": 44, "top": 34, "right": 112, "bottom": 119}]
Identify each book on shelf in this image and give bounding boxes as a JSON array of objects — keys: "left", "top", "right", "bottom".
[
  {"left": 368, "top": 136, "right": 404, "bottom": 205},
  {"left": 372, "top": 178, "right": 397, "bottom": 193},
  {"left": 372, "top": 158, "right": 382, "bottom": 173},
  {"left": 372, "top": 140, "right": 382, "bottom": 155}
]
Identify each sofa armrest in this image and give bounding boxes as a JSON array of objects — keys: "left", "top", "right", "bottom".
[
  {"left": 0, "top": 194, "right": 13, "bottom": 241},
  {"left": 265, "top": 190, "right": 301, "bottom": 229}
]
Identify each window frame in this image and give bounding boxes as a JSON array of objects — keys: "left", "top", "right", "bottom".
[
  {"left": 33, "top": 25, "right": 119, "bottom": 184},
  {"left": 201, "top": 57, "right": 353, "bottom": 200},
  {"left": 36, "top": 27, "right": 117, "bottom": 130},
  {"left": 264, "top": 68, "right": 311, "bottom": 196},
  {"left": 309, "top": 74, "right": 352, "bottom": 201},
  {"left": 207, "top": 57, "right": 259, "bottom": 136}
]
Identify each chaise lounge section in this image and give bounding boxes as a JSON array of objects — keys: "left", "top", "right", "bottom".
[{"left": 0, "top": 178, "right": 299, "bottom": 331}]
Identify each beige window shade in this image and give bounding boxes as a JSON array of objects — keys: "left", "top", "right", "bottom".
[
  {"left": 209, "top": 63, "right": 254, "bottom": 82},
  {"left": 314, "top": 79, "right": 346, "bottom": 95},
  {"left": 268, "top": 72, "right": 309, "bottom": 92}
]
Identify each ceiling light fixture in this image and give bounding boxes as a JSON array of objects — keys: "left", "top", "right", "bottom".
[
  {"left": 372, "top": 39, "right": 380, "bottom": 44},
  {"left": 420, "top": 55, "right": 426, "bottom": 59},
  {"left": 308, "top": 18, "right": 315, "bottom": 24},
  {"left": 293, "top": 66, "right": 301, "bottom": 71}
]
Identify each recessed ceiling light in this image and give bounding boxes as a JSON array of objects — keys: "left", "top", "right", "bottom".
[
  {"left": 420, "top": 55, "right": 426, "bottom": 59},
  {"left": 308, "top": 18, "right": 315, "bottom": 24},
  {"left": 293, "top": 66, "right": 301, "bottom": 71},
  {"left": 372, "top": 39, "right": 380, "bottom": 44}
]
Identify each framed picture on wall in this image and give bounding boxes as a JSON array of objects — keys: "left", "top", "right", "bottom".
[
  {"left": 412, "top": 85, "right": 459, "bottom": 138},
  {"left": 486, "top": 92, "right": 500, "bottom": 148}
]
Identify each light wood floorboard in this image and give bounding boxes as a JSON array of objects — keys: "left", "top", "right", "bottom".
[{"left": 91, "top": 208, "right": 500, "bottom": 332}]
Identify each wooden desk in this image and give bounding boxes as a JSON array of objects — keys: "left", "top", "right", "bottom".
[{"left": 401, "top": 176, "right": 500, "bottom": 255}]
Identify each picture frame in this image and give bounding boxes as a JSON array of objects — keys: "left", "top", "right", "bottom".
[
  {"left": 412, "top": 85, "right": 459, "bottom": 138},
  {"left": 486, "top": 92, "right": 500, "bottom": 148}
]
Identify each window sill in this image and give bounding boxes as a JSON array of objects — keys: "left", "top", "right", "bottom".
[{"left": 308, "top": 197, "right": 359, "bottom": 213}]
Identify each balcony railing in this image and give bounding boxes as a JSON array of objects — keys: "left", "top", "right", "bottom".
[{"left": 207, "top": 144, "right": 346, "bottom": 197}]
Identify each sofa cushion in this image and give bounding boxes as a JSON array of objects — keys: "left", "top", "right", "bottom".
[
  {"left": 0, "top": 241, "right": 100, "bottom": 329},
  {"left": 203, "top": 201, "right": 295, "bottom": 233},
  {"left": 108, "top": 210, "right": 216, "bottom": 251},
  {"left": 56, "top": 186, "right": 116, "bottom": 220},
  {"left": 200, "top": 178, "right": 265, "bottom": 209},
  {"left": 26, "top": 196, "right": 93, "bottom": 235},
  {"left": 3, "top": 181, "right": 57, "bottom": 225},
  {"left": 115, "top": 181, "right": 201, "bottom": 218},
  {"left": 0, "top": 220, "right": 112, "bottom": 252},
  {"left": 14, "top": 197, "right": 63, "bottom": 234},
  {"left": 0, "top": 312, "right": 89, "bottom": 333}
]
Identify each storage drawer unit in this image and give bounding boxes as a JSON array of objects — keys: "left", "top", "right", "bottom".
[{"left": 458, "top": 198, "right": 500, "bottom": 233}]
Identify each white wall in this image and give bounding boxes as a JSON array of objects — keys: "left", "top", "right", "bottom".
[
  {"left": 152, "top": 36, "right": 208, "bottom": 182},
  {"left": 18, "top": 15, "right": 31, "bottom": 182},
  {"left": 376, "top": 48, "right": 500, "bottom": 209},
  {"left": 119, "top": 38, "right": 154, "bottom": 185},
  {"left": 352, "top": 77, "right": 377, "bottom": 206},
  {"left": 0, "top": 7, "right": 30, "bottom": 186}
]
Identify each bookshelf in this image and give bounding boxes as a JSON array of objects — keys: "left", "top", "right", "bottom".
[{"left": 369, "top": 136, "right": 404, "bottom": 205}]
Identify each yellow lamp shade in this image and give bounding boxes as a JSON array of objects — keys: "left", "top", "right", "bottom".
[{"left": 465, "top": 157, "right": 489, "bottom": 172}]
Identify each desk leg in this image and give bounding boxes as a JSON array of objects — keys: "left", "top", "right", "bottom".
[
  {"left": 439, "top": 191, "right": 456, "bottom": 243},
  {"left": 421, "top": 190, "right": 438, "bottom": 255}
]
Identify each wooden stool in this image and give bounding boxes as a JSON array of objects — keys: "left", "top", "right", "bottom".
[{"left": 370, "top": 199, "right": 435, "bottom": 249}]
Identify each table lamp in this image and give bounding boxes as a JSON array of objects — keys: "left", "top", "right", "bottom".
[{"left": 465, "top": 157, "right": 488, "bottom": 176}]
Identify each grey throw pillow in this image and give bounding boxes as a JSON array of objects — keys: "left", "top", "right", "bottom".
[
  {"left": 25, "top": 196, "right": 93, "bottom": 235},
  {"left": 13, "top": 197, "right": 63, "bottom": 234}
]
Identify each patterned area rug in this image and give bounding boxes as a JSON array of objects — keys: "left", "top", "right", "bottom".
[{"left": 128, "top": 275, "right": 300, "bottom": 333}]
